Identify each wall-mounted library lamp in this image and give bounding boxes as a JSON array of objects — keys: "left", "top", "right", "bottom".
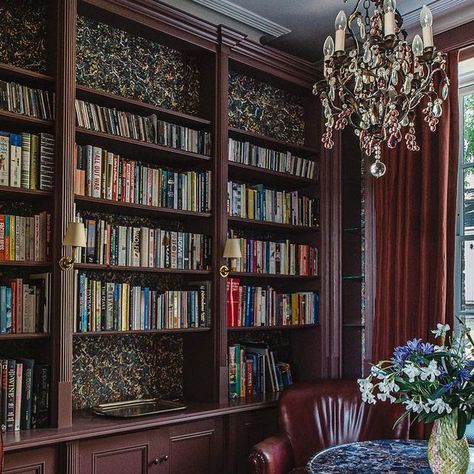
[
  {"left": 59, "top": 222, "right": 87, "bottom": 271},
  {"left": 219, "top": 238, "right": 242, "bottom": 278}
]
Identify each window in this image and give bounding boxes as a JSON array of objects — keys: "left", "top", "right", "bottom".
[{"left": 457, "top": 57, "right": 474, "bottom": 331}]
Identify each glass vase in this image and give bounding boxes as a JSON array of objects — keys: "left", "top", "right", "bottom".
[{"left": 427, "top": 410, "right": 470, "bottom": 474}]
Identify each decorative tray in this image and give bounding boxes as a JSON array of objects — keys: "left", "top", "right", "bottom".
[{"left": 92, "top": 398, "right": 187, "bottom": 418}]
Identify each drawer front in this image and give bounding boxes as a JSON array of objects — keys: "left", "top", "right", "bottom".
[{"left": 3, "top": 447, "right": 57, "bottom": 474}]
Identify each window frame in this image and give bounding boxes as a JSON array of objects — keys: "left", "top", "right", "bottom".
[{"left": 456, "top": 83, "right": 474, "bottom": 322}]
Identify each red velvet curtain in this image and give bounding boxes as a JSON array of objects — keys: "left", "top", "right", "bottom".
[{"left": 372, "top": 50, "right": 459, "bottom": 363}]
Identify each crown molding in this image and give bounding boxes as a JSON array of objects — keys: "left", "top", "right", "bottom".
[
  {"left": 402, "top": 0, "right": 474, "bottom": 36},
  {"left": 191, "top": 0, "right": 291, "bottom": 38}
]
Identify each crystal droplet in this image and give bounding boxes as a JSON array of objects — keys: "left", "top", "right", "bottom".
[
  {"left": 441, "top": 83, "right": 449, "bottom": 100},
  {"left": 432, "top": 102, "right": 442, "bottom": 118},
  {"left": 402, "top": 76, "right": 412, "bottom": 95},
  {"left": 391, "top": 69, "right": 399, "bottom": 86},
  {"left": 370, "top": 160, "right": 386, "bottom": 178},
  {"left": 401, "top": 116, "right": 409, "bottom": 126},
  {"left": 329, "top": 85, "right": 336, "bottom": 101},
  {"left": 355, "top": 75, "right": 363, "bottom": 92},
  {"left": 363, "top": 47, "right": 372, "bottom": 64},
  {"left": 327, "top": 115, "right": 334, "bottom": 127}
]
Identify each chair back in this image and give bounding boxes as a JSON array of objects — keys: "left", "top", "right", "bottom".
[{"left": 278, "top": 380, "right": 409, "bottom": 467}]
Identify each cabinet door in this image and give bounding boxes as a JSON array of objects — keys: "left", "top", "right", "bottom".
[
  {"left": 227, "top": 408, "right": 279, "bottom": 474},
  {"left": 3, "top": 446, "right": 57, "bottom": 474},
  {"left": 79, "top": 430, "right": 166, "bottom": 474},
  {"left": 166, "top": 419, "right": 223, "bottom": 474}
]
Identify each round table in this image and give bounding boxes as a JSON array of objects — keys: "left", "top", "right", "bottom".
[{"left": 306, "top": 439, "right": 474, "bottom": 473}]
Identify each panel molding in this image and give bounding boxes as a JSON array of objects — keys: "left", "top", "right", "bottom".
[{"left": 191, "top": 0, "right": 291, "bottom": 37}]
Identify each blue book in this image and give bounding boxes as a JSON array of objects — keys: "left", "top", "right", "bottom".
[
  {"left": 314, "top": 292, "right": 319, "bottom": 324},
  {"left": 245, "top": 287, "right": 251, "bottom": 327},
  {"left": 79, "top": 273, "right": 86, "bottom": 332},
  {"left": 5, "top": 286, "right": 11, "bottom": 333},
  {"left": 114, "top": 283, "right": 120, "bottom": 331},
  {"left": 0, "top": 286, "right": 6, "bottom": 333}
]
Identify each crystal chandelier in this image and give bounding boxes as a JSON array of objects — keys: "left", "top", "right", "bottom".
[{"left": 313, "top": 0, "right": 450, "bottom": 177}]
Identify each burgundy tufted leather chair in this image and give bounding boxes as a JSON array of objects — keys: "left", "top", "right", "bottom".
[{"left": 249, "top": 380, "right": 410, "bottom": 474}]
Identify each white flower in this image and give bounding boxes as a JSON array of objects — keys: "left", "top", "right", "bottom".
[
  {"left": 379, "top": 379, "right": 400, "bottom": 394},
  {"left": 428, "top": 398, "right": 453, "bottom": 415},
  {"left": 362, "top": 391, "right": 377, "bottom": 404},
  {"left": 402, "top": 363, "right": 421, "bottom": 382},
  {"left": 432, "top": 323, "right": 450, "bottom": 338},
  {"left": 403, "top": 399, "right": 430, "bottom": 414},
  {"left": 370, "top": 365, "right": 386, "bottom": 380},
  {"left": 420, "top": 360, "right": 441, "bottom": 383},
  {"left": 377, "top": 391, "right": 396, "bottom": 403}
]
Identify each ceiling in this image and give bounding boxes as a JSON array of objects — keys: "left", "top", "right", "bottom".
[{"left": 160, "top": 0, "right": 474, "bottom": 62}]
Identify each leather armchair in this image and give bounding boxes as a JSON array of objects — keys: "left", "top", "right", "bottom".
[{"left": 249, "top": 380, "right": 409, "bottom": 474}]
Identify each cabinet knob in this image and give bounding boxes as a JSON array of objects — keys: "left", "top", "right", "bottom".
[{"left": 152, "top": 455, "right": 169, "bottom": 465}]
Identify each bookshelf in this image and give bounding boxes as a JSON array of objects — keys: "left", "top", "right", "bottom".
[{"left": 0, "top": 1, "right": 342, "bottom": 471}]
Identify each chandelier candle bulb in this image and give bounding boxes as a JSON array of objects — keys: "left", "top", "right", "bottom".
[
  {"left": 383, "top": 0, "right": 396, "bottom": 37},
  {"left": 412, "top": 34, "right": 424, "bottom": 57},
  {"left": 335, "top": 10, "right": 347, "bottom": 52},
  {"left": 420, "top": 5, "right": 434, "bottom": 49}
]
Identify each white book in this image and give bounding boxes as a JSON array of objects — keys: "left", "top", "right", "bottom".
[{"left": 9, "top": 134, "right": 21, "bottom": 188}]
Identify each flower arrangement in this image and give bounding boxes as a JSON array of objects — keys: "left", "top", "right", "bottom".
[{"left": 358, "top": 321, "right": 474, "bottom": 439}]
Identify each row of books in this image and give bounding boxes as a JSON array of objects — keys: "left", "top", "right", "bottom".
[
  {"left": 0, "top": 131, "right": 54, "bottom": 191},
  {"left": 228, "top": 138, "right": 318, "bottom": 179},
  {"left": 77, "top": 216, "right": 211, "bottom": 270},
  {"left": 74, "top": 273, "right": 210, "bottom": 332},
  {"left": 0, "top": 359, "right": 50, "bottom": 431},
  {"left": 229, "top": 235, "right": 318, "bottom": 276},
  {"left": 228, "top": 343, "right": 293, "bottom": 399},
  {"left": 0, "top": 81, "right": 54, "bottom": 121},
  {"left": 227, "top": 181, "right": 319, "bottom": 227},
  {"left": 0, "top": 212, "right": 51, "bottom": 262},
  {"left": 75, "top": 100, "right": 212, "bottom": 155},
  {"left": 74, "top": 145, "right": 211, "bottom": 212},
  {"left": 226, "top": 279, "right": 319, "bottom": 327},
  {"left": 0, "top": 274, "right": 51, "bottom": 334}
]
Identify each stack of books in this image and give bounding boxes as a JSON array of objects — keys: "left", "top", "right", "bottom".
[
  {"left": 74, "top": 144, "right": 211, "bottom": 212},
  {"left": 228, "top": 181, "right": 319, "bottom": 227},
  {"left": 0, "top": 131, "right": 54, "bottom": 191},
  {"left": 226, "top": 278, "right": 318, "bottom": 328},
  {"left": 75, "top": 100, "right": 212, "bottom": 155},
  {"left": 228, "top": 342, "right": 293, "bottom": 399},
  {"left": 77, "top": 215, "right": 211, "bottom": 270},
  {"left": 0, "top": 81, "right": 54, "bottom": 120},
  {"left": 0, "top": 212, "right": 51, "bottom": 262},
  {"left": 0, "top": 274, "right": 51, "bottom": 334},
  {"left": 229, "top": 235, "right": 318, "bottom": 276},
  {"left": 228, "top": 138, "right": 318, "bottom": 179},
  {"left": 0, "top": 359, "right": 50, "bottom": 431},
  {"left": 75, "top": 274, "right": 210, "bottom": 332}
]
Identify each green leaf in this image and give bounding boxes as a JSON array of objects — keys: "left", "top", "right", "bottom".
[{"left": 458, "top": 410, "right": 467, "bottom": 440}]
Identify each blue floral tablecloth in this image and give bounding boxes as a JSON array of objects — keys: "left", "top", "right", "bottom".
[{"left": 306, "top": 439, "right": 474, "bottom": 473}]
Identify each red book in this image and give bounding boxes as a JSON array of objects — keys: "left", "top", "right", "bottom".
[
  {"left": 129, "top": 160, "right": 135, "bottom": 204},
  {"left": 11, "top": 280, "right": 16, "bottom": 333},
  {"left": 226, "top": 279, "right": 232, "bottom": 327},
  {"left": 226, "top": 278, "right": 241, "bottom": 327}
]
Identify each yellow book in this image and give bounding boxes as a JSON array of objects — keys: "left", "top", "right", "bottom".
[
  {"left": 248, "top": 189, "right": 255, "bottom": 220},
  {"left": 291, "top": 293, "right": 298, "bottom": 325},
  {"left": 9, "top": 215, "right": 15, "bottom": 261}
]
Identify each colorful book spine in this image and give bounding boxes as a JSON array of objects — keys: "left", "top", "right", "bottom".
[{"left": 74, "top": 273, "right": 210, "bottom": 333}]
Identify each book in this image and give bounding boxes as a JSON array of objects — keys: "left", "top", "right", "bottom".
[{"left": 0, "top": 131, "right": 9, "bottom": 185}]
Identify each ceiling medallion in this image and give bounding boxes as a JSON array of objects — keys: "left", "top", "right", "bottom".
[{"left": 313, "top": 0, "right": 450, "bottom": 177}]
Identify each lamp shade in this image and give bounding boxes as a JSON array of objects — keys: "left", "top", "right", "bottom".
[
  {"left": 223, "top": 238, "right": 242, "bottom": 259},
  {"left": 63, "top": 222, "right": 87, "bottom": 247}
]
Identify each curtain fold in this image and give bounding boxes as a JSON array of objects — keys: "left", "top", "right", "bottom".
[{"left": 372, "top": 50, "right": 460, "bottom": 363}]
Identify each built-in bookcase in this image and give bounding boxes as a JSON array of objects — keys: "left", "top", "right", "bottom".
[{"left": 0, "top": 0, "right": 340, "bottom": 445}]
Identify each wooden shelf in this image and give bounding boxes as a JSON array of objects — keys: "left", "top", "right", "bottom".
[
  {"left": 228, "top": 216, "right": 319, "bottom": 233},
  {"left": 229, "top": 271, "right": 318, "bottom": 280},
  {"left": 73, "top": 327, "right": 211, "bottom": 336},
  {"left": 0, "top": 261, "right": 51, "bottom": 267},
  {"left": 0, "top": 333, "right": 50, "bottom": 340},
  {"left": 74, "top": 263, "right": 212, "bottom": 276},
  {"left": 75, "top": 195, "right": 212, "bottom": 220},
  {"left": 76, "top": 128, "right": 212, "bottom": 166},
  {"left": 76, "top": 84, "right": 212, "bottom": 129},
  {"left": 228, "top": 161, "right": 318, "bottom": 190},
  {"left": 228, "top": 127, "right": 319, "bottom": 158},
  {"left": 228, "top": 324, "right": 318, "bottom": 331},
  {"left": 0, "top": 186, "right": 52, "bottom": 200},
  {"left": 0, "top": 62, "right": 54, "bottom": 88},
  {"left": 0, "top": 109, "right": 53, "bottom": 129}
]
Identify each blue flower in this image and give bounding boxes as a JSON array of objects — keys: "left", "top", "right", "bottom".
[
  {"left": 406, "top": 338, "right": 422, "bottom": 351},
  {"left": 392, "top": 345, "right": 411, "bottom": 368},
  {"left": 419, "top": 342, "right": 435, "bottom": 355},
  {"left": 458, "top": 368, "right": 472, "bottom": 382}
]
